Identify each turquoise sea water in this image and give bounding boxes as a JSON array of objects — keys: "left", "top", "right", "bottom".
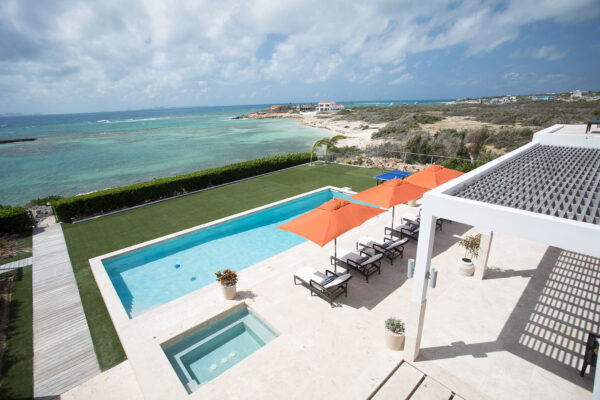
[
  {"left": 0, "top": 105, "right": 325, "bottom": 205},
  {"left": 0, "top": 100, "right": 447, "bottom": 205},
  {"left": 103, "top": 189, "right": 359, "bottom": 318}
]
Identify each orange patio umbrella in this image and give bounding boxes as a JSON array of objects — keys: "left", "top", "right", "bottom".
[
  {"left": 350, "top": 178, "right": 428, "bottom": 230},
  {"left": 404, "top": 165, "right": 464, "bottom": 190},
  {"left": 278, "top": 198, "right": 385, "bottom": 270}
]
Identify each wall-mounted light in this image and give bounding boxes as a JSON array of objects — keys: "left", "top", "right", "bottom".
[
  {"left": 428, "top": 268, "right": 438, "bottom": 288},
  {"left": 407, "top": 258, "right": 438, "bottom": 289},
  {"left": 407, "top": 258, "right": 415, "bottom": 278}
]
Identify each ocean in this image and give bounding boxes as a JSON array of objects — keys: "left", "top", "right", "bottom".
[{"left": 0, "top": 100, "right": 447, "bottom": 206}]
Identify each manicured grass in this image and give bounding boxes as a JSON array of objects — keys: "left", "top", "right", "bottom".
[
  {"left": 0, "top": 266, "right": 33, "bottom": 400},
  {"left": 62, "top": 163, "right": 381, "bottom": 371},
  {"left": 0, "top": 230, "right": 33, "bottom": 266}
]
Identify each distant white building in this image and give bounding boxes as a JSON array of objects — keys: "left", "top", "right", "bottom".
[
  {"left": 317, "top": 101, "right": 344, "bottom": 112},
  {"left": 571, "top": 90, "right": 583, "bottom": 98}
]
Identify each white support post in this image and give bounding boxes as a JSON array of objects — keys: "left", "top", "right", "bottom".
[
  {"left": 594, "top": 338, "right": 600, "bottom": 400},
  {"left": 475, "top": 231, "right": 493, "bottom": 280},
  {"left": 405, "top": 209, "right": 437, "bottom": 361}
]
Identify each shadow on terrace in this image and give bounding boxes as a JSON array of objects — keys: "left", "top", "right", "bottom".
[{"left": 419, "top": 246, "right": 599, "bottom": 390}]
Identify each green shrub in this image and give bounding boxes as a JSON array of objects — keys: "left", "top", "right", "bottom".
[
  {"left": 442, "top": 157, "right": 486, "bottom": 173},
  {"left": 0, "top": 206, "right": 32, "bottom": 234},
  {"left": 53, "top": 153, "right": 310, "bottom": 222},
  {"left": 415, "top": 114, "right": 442, "bottom": 124},
  {"left": 385, "top": 317, "right": 405, "bottom": 334},
  {"left": 485, "top": 128, "right": 533, "bottom": 151},
  {"left": 27, "top": 195, "right": 63, "bottom": 207}
]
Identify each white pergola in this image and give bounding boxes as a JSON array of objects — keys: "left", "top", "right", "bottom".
[{"left": 405, "top": 125, "right": 600, "bottom": 392}]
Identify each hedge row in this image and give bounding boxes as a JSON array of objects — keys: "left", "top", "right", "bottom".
[
  {"left": 0, "top": 206, "right": 32, "bottom": 234},
  {"left": 53, "top": 153, "right": 311, "bottom": 222}
]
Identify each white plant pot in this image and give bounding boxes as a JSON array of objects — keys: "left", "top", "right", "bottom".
[
  {"left": 457, "top": 258, "right": 475, "bottom": 276},
  {"left": 385, "top": 329, "right": 405, "bottom": 350},
  {"left": 221, "top": 284, "right": 237, "bottom": 300},
  {"left": 408, "top": 199, "right": 418, "bottom": 207}
]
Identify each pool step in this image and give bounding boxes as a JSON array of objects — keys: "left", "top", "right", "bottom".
[{"left": 370, "top": 361, "right": 460, "bottom": 400}]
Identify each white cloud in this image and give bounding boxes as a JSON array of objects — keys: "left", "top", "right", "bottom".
[
  {"left": 0, "top": 0, "right": 598, "bottom": 113},
  {"left": 532, "top": 45, "right": 567, "bottom": 61},
  {"left": 390, "top": 73, "right": 413, "bottom": 85},
  {"left": 389, "top": 65, "right": 406, "bottom": 74}
]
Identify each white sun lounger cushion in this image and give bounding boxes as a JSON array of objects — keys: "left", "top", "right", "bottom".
[
  {"left": 383, "top": 237, "right": 409, "bottom": 249},
  {"left": 294, "top": 267, "right": 350, "bottom": 289},
  {"left": 362, "top": 253, "right": 383, "bottom": 265},
  {"left": 323, "top": 273, "right": 351, "bottom": 289},
  {"left": 294, "top": 267, "right": 324, "bottom": 284}
]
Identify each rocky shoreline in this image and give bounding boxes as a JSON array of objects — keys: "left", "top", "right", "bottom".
[
  {"left": 232, "top": 112, "right": 301, "bottom": 120},
  {"left": 0, "top": 138, "right": 36, "bottom": 145}
]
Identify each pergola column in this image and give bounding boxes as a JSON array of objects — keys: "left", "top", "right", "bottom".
[
  {"left": 475, "top": 230, "right": 494, "bottom": 280},
  {"left": 405, "top": 209, "right": 437, "bottom": 361}
]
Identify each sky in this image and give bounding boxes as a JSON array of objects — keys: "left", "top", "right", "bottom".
[{"left": 1, "top": 0, "right": 599, "bottom": 115}]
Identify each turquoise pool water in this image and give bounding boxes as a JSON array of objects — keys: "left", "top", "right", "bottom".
[
  {"left": 164, "top": 306, "right": 277, "bottom": 393},
  {"left": 103, "top": 189, "right": 365, "bottom": 318}
]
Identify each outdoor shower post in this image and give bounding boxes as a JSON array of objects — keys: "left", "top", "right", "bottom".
[{"left": 405, "top": 209, "right": 437, "bottom": 361}]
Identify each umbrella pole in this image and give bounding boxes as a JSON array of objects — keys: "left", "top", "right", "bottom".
[
  {"left": 334, "top": 238, "right": 337, "bottom": 273},
  {"left": 391, "top": 206, "right": 395, "bottom": 231}
]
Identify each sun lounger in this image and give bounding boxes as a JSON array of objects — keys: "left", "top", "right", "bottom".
[
  {"left": 385, "top": 219, "right": 420, "bottom": 240},
  {"left": 331, "top": 247, "right": 383, "bottom": 282},
  {"left": 293, "top": 267, "right": 352, "bottom": 305},
  {"left": 356, "top": 236, "right": 408, "bottom": 264}
]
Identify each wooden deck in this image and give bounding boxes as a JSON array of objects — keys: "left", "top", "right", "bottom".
[
  {"left": 0, "top": 256, "right": 32, "bottom": 272},
  {"left": 32, "top": 220, "right": 99, "bottom": 397}
]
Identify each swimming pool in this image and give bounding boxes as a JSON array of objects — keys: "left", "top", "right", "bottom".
[
  {"left": 163, "top": 305, "right": 277, "bottom": 393},
  {"left": 102, "top": 188, "right": 366, "bottom": 318}
]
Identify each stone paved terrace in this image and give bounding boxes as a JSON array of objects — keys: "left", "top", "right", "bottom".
[{"left": 80, "top": 203, "right": 597, "bottom": 399}]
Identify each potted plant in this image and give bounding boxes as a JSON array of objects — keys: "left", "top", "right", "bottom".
[
  {"left": 457, "top": 234, "right": 481, "bottom": 276},
  {"left": 215, "top": 269, "right": 238, "bottom": 300},
  {"left": 385, "top": 317, "right": 405, "bottom": 350}
]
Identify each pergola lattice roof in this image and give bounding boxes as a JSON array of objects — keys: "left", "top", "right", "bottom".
[{"left": 450, "top": 144, "right": 600, "bottom": 225}]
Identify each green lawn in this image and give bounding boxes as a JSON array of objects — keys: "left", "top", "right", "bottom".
[
  {"left": 0, "top": 230, "right": 33, "bottom": 266},
  {"left": 62, "top": 163, "right": 381, "bottom": 371},
  {"left": 0, "top": 266, "right": 33, "bottom": 400}
]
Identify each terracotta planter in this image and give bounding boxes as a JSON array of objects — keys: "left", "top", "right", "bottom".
[
  {"left": 221, "top": 283, "right": 237, "bottom": 300},
  {"left": 457, "top": 258, "right": 474, "bottom": 276},
  {"left": 385, "top": 329, "right": 405, "bottom": 350}
]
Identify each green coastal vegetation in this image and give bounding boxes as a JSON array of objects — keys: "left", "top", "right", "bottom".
[
  {"left": 0, "top": 266, "right": 33, "bottom": 400},
  {"left": 329, "top": 99, "right": 600, "bottom": 165}
]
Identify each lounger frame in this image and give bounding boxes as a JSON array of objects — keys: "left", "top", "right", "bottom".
[
  {"left": 331, "top": 251, "right": 383, "bottom": 282},
  {"left": 294, "top": 269, "right": 350, "bottom": 305},
  {"left": 358, "top": 236, "right": 408, "bottom": 264}
]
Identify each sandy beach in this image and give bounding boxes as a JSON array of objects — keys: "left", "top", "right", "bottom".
[{"left": 242, "top": 111, "right": 511, "bottom": 151}]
